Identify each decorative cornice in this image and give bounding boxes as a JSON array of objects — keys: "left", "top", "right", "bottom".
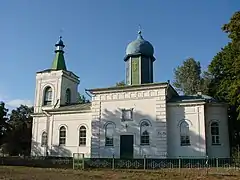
[
  {"left": 87, "top": 82, "right": 168, "bottom": 94},
  {"left": 94, "top": 89, "right": 166, "bottom": 102},
  {"left": 167, "top": 101, "right": 206, "bottom": 106},
  {"left": 31, "top": 109, "right": 91, "bottom": 117}
]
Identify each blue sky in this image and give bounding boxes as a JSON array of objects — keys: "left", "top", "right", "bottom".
[{"left": 0, "top": 0, "right": 239, "bottom": 108}]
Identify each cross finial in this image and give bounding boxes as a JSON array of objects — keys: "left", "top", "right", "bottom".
[
  {"left": 137, "top": 24, "right": 143, "bottom": 39},
  {"left": 55, "top": 29, "right": 65, "bottom": 48},
  {"left": 138, "top": 24, "right": 142, "bottom": 35},
  {"left": 59, "top": 28, "right": 64, "bottom": 39}
]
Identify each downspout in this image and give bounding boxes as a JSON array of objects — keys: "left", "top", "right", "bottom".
[
  {"left": 98, "top": 101, "right": 101, "bottom": 158},
  {"left": 41, "top": 99, "right": 59, "bottom": 157},
  {"left": 54, "top": 99, "right": 59, "bottom": 108},
  {"left": 50, "top": 113, "right": 54, "bottom": 153},
  {"left": 204, "top": 103, "right": 208, "bottom": 157},
  {"left": 166, "top": 80, "right": 170, "bottom": 100},
  {"left": 197, "top": 106, "right": 201, "bottom": 155},
  {"left": 166, "top": 80, "right": 170, "bottom": 157},
  {"left": 42, "top": 109, "right": 51, "bottom": 157}
]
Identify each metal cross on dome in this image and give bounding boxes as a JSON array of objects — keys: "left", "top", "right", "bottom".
[
  {"left": 138, "top": 24, "right": 142, "bottom": 34},
  {"left": 59, "top": 28, "right": 64, "bottom": 38}
]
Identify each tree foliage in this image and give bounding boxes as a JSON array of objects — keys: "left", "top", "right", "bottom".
[
  {"left": 172, "top": 11, "right": 240, "bottom": 150},
  {"left": 208, "top": 43, "right": 240, "bottom": 104},
  {"left": 222, "top": 11, "right": 240, "bottom": 44},
  {"left": 208, "top": 11, "right": 240, "bottom": 119},
  {"left": 173, "top": 58, "right": 208, "bottom": 95},
  {"left": 206, "top": 11, "right": 240, "bottom": 149},
  {"left": 77, "top": 92, "right": 90, "bottom": 104},
  {"left": 0, "top": 102, "right": 9, "bottom": 145},
  {"left": 116, "top": 80, "right": 126, "bottom": 87},
  {"left": 9, "top": 105, "right": 33, "bottom": 155},
  {"left": 0, "top": 104, "right": 33, "bottom": 156}
]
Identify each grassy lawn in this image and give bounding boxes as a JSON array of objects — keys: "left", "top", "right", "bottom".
[{"left": 0, "top": 166, "right": 240, "bottom": 180}]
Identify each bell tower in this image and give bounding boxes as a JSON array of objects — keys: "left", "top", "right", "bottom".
[
  {"left": 34, "top": 37, "right": 79, "bottom": 113},
  {"left": 124, "top": 30, "right": 155, "bottom": 85}
]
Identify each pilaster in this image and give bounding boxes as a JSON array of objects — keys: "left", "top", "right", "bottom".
[
  {"left": 155, "top": 92, "right": 167, "bottom": 157},
  {"left": 91, "top": 95, "right": 102, "bottom": 157}
]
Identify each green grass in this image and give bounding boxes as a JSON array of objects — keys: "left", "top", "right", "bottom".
[{"left": 0, "top": 166, "right": 240, "bottom": 180}]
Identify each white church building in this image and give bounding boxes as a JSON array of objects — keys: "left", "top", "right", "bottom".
[{"left": 31, "top": 31, "right": 230, "bottom": 159}]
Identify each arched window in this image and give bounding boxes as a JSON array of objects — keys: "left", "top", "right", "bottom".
[
  {"left": 41, "top": 131, "right": 47, "bottom": 147},
  {"left": 211, "top": 122, "right": 220, "bottom": 145},
  {"left": 180, "top": 121, "right": 190, "bottom": 146},
  {"left": 105, "top": 123, "right": 115, "bottom": 146},
  {"left": 59, "top": 126, "right": 66, "bottom": 145},
  {"left": 65, "top": 88, "right": 71, "bottom": 104},
  {"left": 140, "top": 121, "right": 150, "bottom": 145},
  {"left": 43, "top": 86, "right": 52, "bottom": 105},
  {"left": 79, "top": 126, "right": 86, "bottom": 146}
]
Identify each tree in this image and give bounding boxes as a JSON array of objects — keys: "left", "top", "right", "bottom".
[
  {"left": 0, "top": 102, "right": 9, "bottom": 146},
  {"left": 207, "top": 11, "right": 240, "bottom": 118},
  {"left": 77, "top": 92, "right": 90, "bottom": 104},
  {"left": 173, "top": 58, "right": 207, "bottom": 95},
  {"left": 222, "top": 11, "right": 240, "bottom": 44},
  {"left": 7, "top": 105, "right": 34, "bottom": 156},
  {"left": 208, "top": 43, "right": 240, "bottom": 103},
  {"left": 207, "top": 11, "right": 240, "bottom": 149},
  {"left": 116, "top": 80, "right": 126, "bottom": 87}
]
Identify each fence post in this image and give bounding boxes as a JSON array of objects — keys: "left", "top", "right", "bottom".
[
  {"left": 73, "top": 153, "right": 75, "bottom": 170},
  {"left": 112, "top": 154, "right": 115, "bottom": 170},
  {"left": 205, "top": 156, "right": 209, "bottom": 176},
  {"left": 82, "top": 154, "right": 85, "bottom": 170},
  {"left": 216, "top": 158, "right": 218, "bottom": 171},
  {"left": 144, "top": 155, "right": 146, "bottom": 170},
  {"left": 178, "top": 157, "right": 181, "bottom": 173}
]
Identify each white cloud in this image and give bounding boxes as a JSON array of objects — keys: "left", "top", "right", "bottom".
[
  {"left": 0, "top": 94, "right": 8, "bottom": 102},
  {"left": 6, "top": 99, "right": 33, "bottom": 108},
  {"left": 0, "top": 92, "right": 32, "bottom": 108}
]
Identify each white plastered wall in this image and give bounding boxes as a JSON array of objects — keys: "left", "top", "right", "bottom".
[
  {"left": 31, "top": 111, "right": 92, "bottom": 157},
  {"left": 205, "top": 104, "right": 230, "bottom": 158},
  {"left": 91, "top": 86, "right": 168, "bottom": 158},
  {"left": 167, "top": 103, "right": 207, "bottom": 158}
]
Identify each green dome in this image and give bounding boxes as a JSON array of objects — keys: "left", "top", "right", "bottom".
[{"left": 126, "top": 31, "right": 154, "bottom": 58}]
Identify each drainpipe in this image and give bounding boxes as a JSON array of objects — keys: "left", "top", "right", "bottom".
[
  {"left": 166, "top": 80, "right": 170, "bottom": 157},
  {"left": 42, "top": 109, "right": 51, "bottom": 157},
  {"left": 41, "top": 99, "right": 59, "bottom": 157},
  {"left": 166, "top": 80, "right": 170, "bottom": 100},
  {"left": 204, "top": 103, "right": 208, "bottom": 157}
]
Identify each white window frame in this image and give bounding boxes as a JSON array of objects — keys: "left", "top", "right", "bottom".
[
  {"left": 140, "top": 121, "right": 150, "bottom": 146},
  {"left": 43, "top": 87, "right": 52, "bottom": 106},
  {"left": 59, "top": 126, "right": 66, "bottom": 146},
  {"left": 180, "top": 121, "right": 190, "bottom": 146},
  {"left": 79, "top": 126, "right": 87, "bottom": 146},
  {"left": 211, "top": 122, "right": 220, "bottom": 145},
  {"left": 65, "top": 88, "right": 71, "bottom": 105},
  {"left": 41, "top": 131, "right": 47, "bottom": 147},
  {"left": 121, "top": 108, "right": 133, "bottom": 121},
  {"left": 105, "top": 123, "right": 115, "bottom": 146}
]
